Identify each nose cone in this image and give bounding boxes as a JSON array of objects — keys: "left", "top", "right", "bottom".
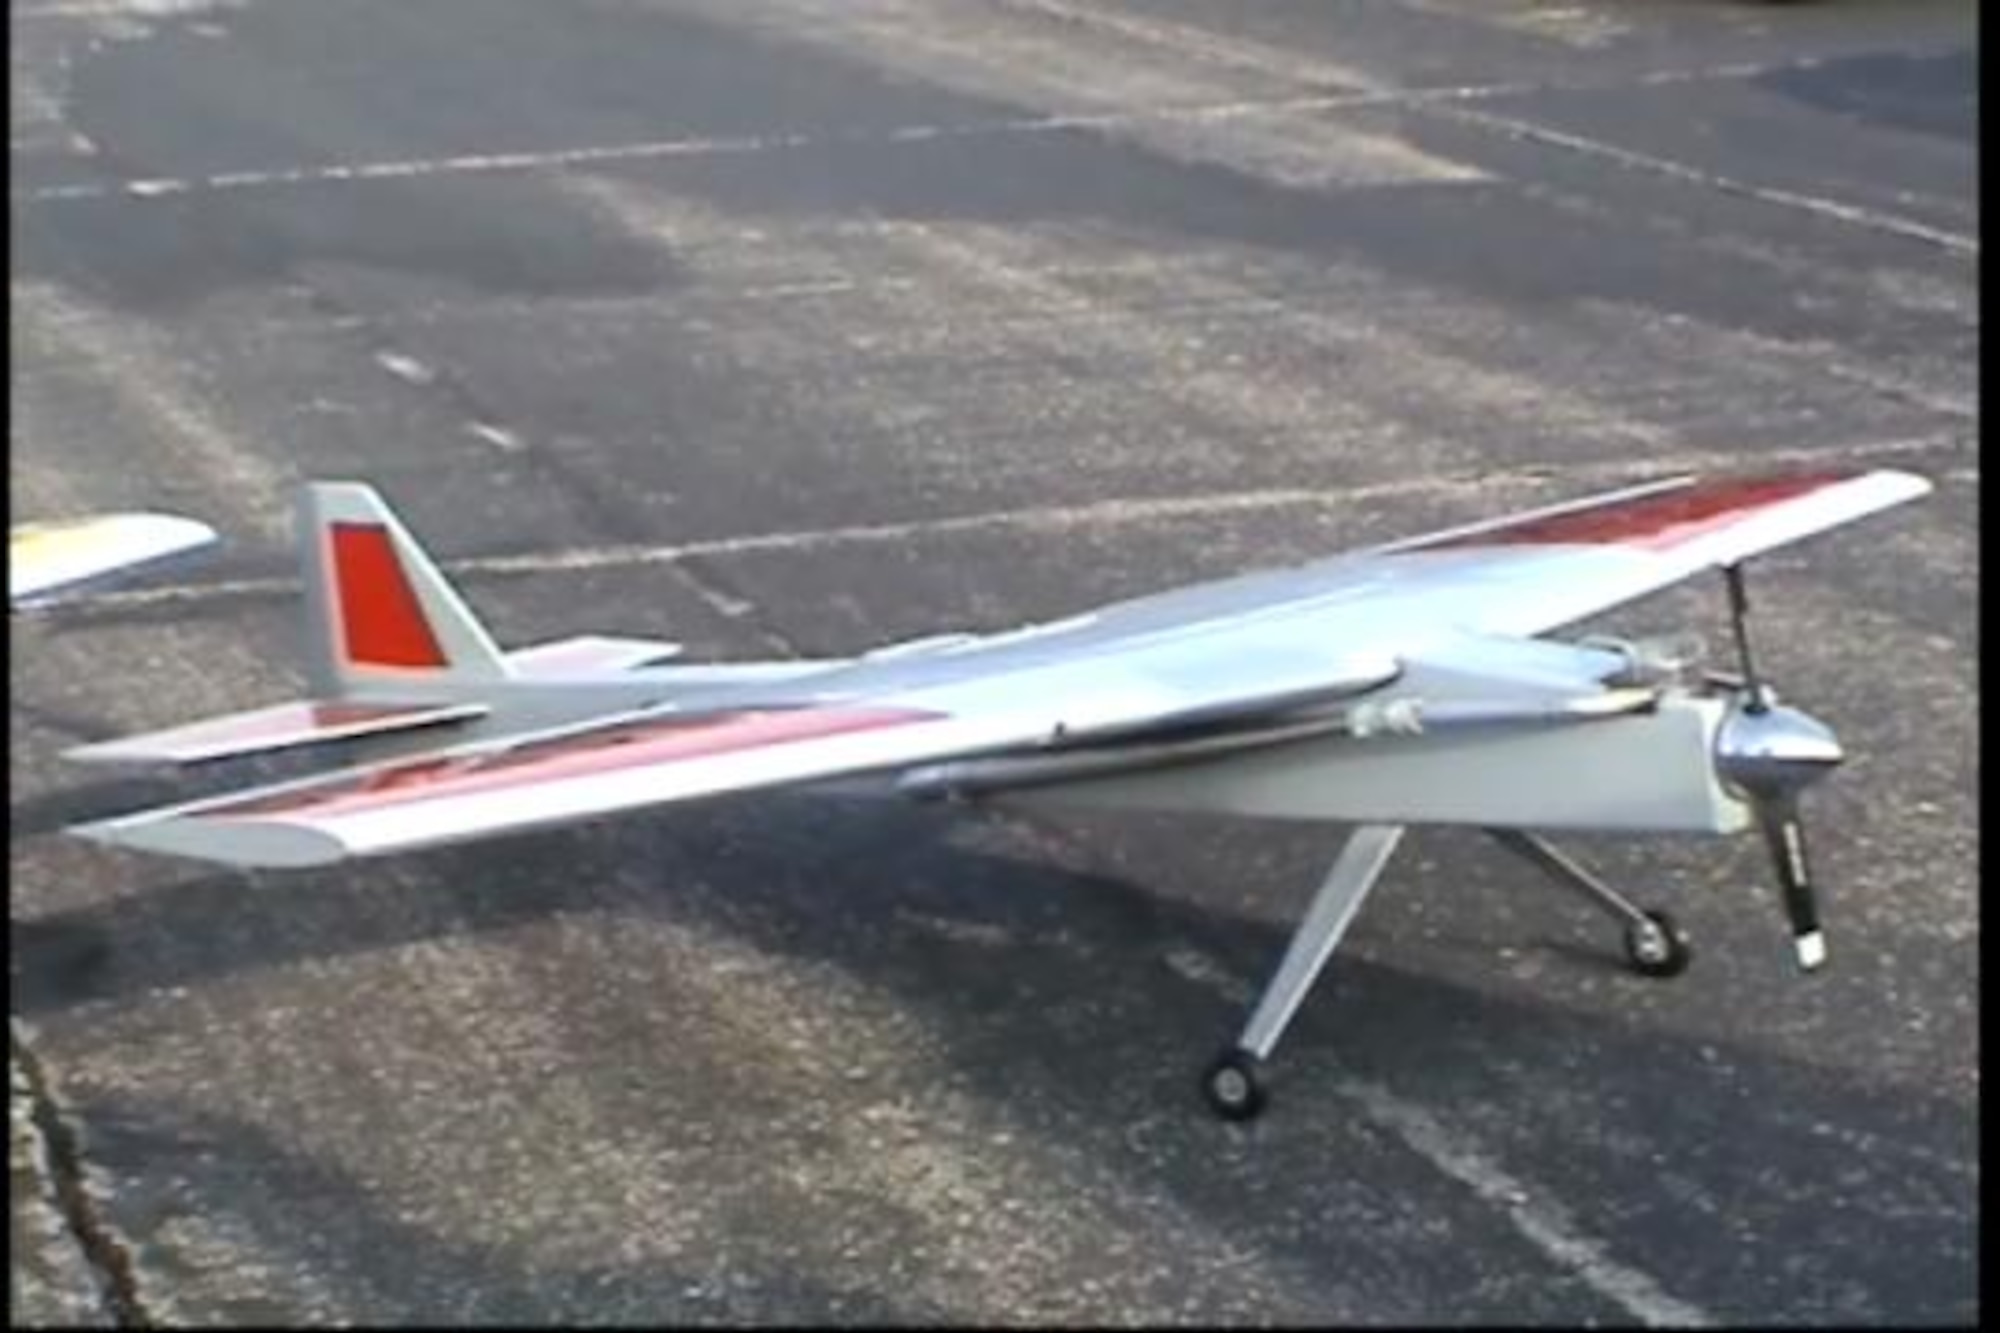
[{"left": 1714, "top": 701, "right": 1845, "bottom": 801}]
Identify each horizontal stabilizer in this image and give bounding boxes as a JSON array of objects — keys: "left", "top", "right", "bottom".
[
  {"left": 502, "top": 635, "right": 686, "bottom": 676},
  {"left": 66, "top": 698, "right": 488, "bottom": 766}
]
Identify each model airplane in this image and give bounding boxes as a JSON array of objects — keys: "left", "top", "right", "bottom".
[
  {"left": 67, "top": 469, "right": 1928, "bottom": 1118},
  {"left": 11, "top": 511, "right": 219, "bottom": 610}
]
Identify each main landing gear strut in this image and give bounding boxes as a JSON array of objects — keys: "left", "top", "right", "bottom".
[{"left": 1199, "top": 823, "right": 1692, "bottom": 1121}]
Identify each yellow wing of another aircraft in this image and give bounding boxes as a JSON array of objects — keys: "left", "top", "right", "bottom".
[{"left": 9, "top": 513, "right": 219, "bottom": 610}]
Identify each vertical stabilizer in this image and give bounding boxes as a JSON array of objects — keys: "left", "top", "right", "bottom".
[{"left": 298, "top": 483, "right": 510, "bottom": 694}]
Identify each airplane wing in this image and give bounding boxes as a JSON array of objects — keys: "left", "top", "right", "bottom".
[
  {"left": 1360, "top": 466, "right": 1933, "bottom": 638},
  {"left": 71, "top": 468, "right": 1927, "bottom": 869},
  {"left": 72, "top": 653, "right": 1400, "bottom": 867},
  {"left": 11, "top": 513, "right": 219, "bottom": 609}
]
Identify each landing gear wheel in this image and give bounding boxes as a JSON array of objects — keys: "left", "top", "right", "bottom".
[
  {"left": 1201, "top": 1049, "right": 1267, "bottom": 1121},
  {"left": 1623, "top": 909, "right": 1692, "bottom": 978}
]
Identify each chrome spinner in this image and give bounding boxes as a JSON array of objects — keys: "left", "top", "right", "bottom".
[{"left": 1712, "top": 694, "right": 1845, "bottom": 801}]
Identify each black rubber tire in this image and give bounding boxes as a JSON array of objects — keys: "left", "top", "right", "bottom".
[
  {"left": 1624, "top": 909, "right": 1693, "bottom": 978},
  {"left": 1201, "top": 1049, "right": 1268, "bottom": 1121}
]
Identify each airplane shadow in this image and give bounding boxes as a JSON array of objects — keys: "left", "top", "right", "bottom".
[
  {"left": 11, "top": 794, "right": 1979, "bottom": 1322},
  {"left": 11, "top": 778, "right": 196, "bottom": 843},
  {"left": 49, "top": 1091, "right": 928, "bottom": 1326}
]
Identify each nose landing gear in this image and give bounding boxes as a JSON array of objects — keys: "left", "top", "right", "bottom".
[{"left": 1624, "top": 909, "right": 1693, "bottom": 978}]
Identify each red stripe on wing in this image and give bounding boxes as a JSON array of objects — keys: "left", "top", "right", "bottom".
[
  {"left": 205, "top": 706, "right": 939, "bottom": 819},
  {"left": 330, "top": 523, "right": 447, "bottom": 669},
  {"left": 1421, "top": 472, "right": 1853, "bottom": 553}
]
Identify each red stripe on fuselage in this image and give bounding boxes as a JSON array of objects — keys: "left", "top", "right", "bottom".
[
  {"left": 203, "top": 706, "right": 941, "bottom": 819},
  {"left": 330, "top": 523, "right": 447, "bottom": 669},
  {"left": 1420, "top": 472, "right": 1853, "bottom": 553}
]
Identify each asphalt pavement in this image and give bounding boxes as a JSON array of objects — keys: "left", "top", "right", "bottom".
[{"left": 10, "top": 0, "right": 1977, "bottom": 1324}]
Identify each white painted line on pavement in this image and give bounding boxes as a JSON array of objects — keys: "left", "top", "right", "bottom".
[
  {"left": 49, "top": 429, "right": 1962, "bottom": 614},
  {"left": 1339, "top": 1076, "right": 1716, "bottom": 1328}
]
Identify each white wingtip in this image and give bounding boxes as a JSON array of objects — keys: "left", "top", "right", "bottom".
[
  {"left": 72, "top": 813, "right": 349, "bottom": 869},
  {"left": 1794, "top": 930, "right": 1827, "bottom": 972}
]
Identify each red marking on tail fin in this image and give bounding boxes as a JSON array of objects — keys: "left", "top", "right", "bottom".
[{"left": 329, "top": 523, "right": 447, "bottom": 669}]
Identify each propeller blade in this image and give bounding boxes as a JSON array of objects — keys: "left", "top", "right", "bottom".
[{"left": 1753, "top": 792, "right": 1825, "bottom": 971}]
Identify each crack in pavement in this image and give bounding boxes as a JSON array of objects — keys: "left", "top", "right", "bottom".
[{"left": 10, "top": 1023, "right": 152, "bottom": 1327}]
